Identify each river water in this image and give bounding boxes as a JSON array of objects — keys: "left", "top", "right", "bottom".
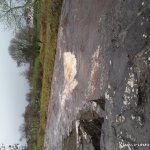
[{"left": 44, "top": 0, "right": 150, "bottom": 149}]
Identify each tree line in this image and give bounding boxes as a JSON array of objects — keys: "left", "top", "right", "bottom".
[{"left": 0, "top": 0, "right": 42, "bottom": 149}]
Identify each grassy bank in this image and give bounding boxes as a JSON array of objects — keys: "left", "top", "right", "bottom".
[{"left": 31, "top": 0, "right": 63, "bottom": 149}]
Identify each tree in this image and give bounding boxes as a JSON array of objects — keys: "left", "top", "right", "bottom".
[
  {"left": 0, "top": 0, "right": 36, "bottom": 30},
  {"left": 8, "top": 26, "right": 38, "bottom": 66}
]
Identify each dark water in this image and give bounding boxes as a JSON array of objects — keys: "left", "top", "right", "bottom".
[{"left": 44, "top": 0, "right": 150, "bottom": 149}]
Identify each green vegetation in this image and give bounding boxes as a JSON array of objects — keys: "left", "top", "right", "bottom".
[
  {"left": 6, "top": 0, "right": 63, "bottom": 149},
  {"left": 31, "top": 56, "right": 41, "bottom": 100},
  {"left": 29, "top": 0, "right": 63, "bottom": 150}
]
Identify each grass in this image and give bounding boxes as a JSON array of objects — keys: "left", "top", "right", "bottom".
[
  {"left": 31, "top": 0, "right": 63, "bottom": 149},
  {"left": 31, "top": 56, "right": 41, "bottom": 101}
]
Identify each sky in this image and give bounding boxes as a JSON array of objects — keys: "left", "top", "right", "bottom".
[{"left": 0, "top": 26, "right": 29, "bottom": 146}]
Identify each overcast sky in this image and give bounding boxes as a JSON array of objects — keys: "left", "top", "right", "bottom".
[{"left": 0, "top": 26, "right": 29, "bottom": 146}]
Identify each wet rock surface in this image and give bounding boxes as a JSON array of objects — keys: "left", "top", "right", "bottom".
[{"left": 44, "top": 0, "right": 150, "bottom": 149}]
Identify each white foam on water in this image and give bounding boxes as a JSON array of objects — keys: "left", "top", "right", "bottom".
[
  {"left": 61, "top": 52, "right": 78, "bottom": 108},
  {"left": 87, "top": 45, "right": 101, "bottom": 98},
  {"left": 76, "top": 120, "right": 80, "bottom": 149}
]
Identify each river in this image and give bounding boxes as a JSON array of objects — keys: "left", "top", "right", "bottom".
[{"left": 44, "top": 0, "right": 150, "bottom": 149}]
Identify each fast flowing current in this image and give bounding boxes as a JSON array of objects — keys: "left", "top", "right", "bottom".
[{"left": 44, "top": 0, "right": 150, "bottom": 149}]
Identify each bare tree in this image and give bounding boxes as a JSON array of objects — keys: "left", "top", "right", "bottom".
[
  {"left": 8, "top": 26, "right": 37, "bottom": 66},
  {"left": 0, "top": 0, "right": 36, "bottom": 30}
]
